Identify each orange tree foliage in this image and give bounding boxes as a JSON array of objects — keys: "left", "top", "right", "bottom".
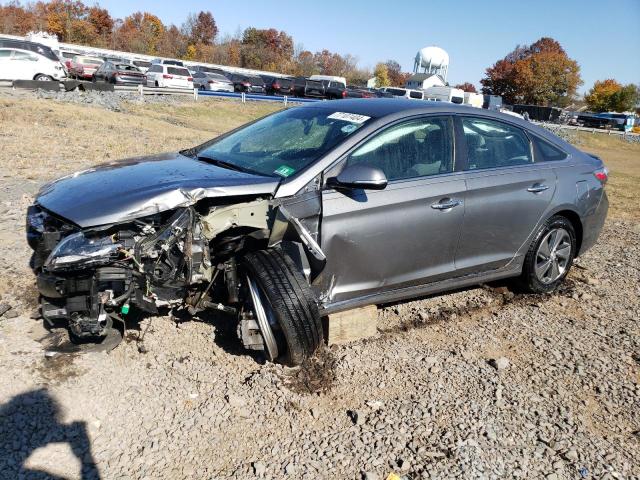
[
  {"left": 0, "top": 0, "right": 372, "bottom": 78},
  {"left": 454, "top": 82, "right": 477, "bottom": 93},
  {"left": 481, "top": 37, "right": 582, "bottom": 107},
  {"left": 585, "top": 79, "right": 640, "bottom": 112}
]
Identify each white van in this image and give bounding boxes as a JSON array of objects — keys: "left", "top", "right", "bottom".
[
  {"left": 0, "top": 47, "right": 65, "bottom": 81},
  {"left": 309, "top": 75, "right": 346, "bottom": 88}
]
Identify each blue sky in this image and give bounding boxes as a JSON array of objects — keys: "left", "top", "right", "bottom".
[{"left": 96, "top": 0, "right": 639, "bottom": 93}]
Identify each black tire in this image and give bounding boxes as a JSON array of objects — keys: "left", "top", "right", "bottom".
[
  {"left": 519, "top": 215, "right": 576, "bottom": 293},
  {"left": 242, "top": 247, "right": 322, "bottom": 366}
]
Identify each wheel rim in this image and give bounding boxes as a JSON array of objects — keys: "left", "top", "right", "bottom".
[
  {"left": 535, "top": 227, "right": 571, "bottom": 284},
  {"left": 37, "top": 76, "right": 51, "bottom": 81},
  {"left": 245, "top": 274, "right": 279, "bottom": 361}
]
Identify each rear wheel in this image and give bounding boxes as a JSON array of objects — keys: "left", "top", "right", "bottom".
[
  {"left": 241, "top": 247, "right": 322, "bottom": 366},
  {"left": 519, "top": 215, "right": 576, "bottom": 293},
  {"left": 34, "top": 74, "right": 53, "bottom": 81}
]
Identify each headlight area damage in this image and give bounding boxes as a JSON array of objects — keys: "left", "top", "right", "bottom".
[{"left": 27, "top": 193, "right": 325, "bottom": 366}]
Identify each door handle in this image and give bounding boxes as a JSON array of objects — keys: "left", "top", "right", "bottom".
[
  {"left": 431, "top": 199, "right": 463, "bottom": 210},
  {"left": 527, "top": 184, "right": 549, "bottom": 193}
]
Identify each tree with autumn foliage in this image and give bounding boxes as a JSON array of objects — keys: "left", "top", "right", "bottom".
[
  {"left": 0, "top": 0, "right": 377, "bottom": 80},
  {"left": 374, "top": 63, "right": 390, "bottom": 88},
  {"left": 385, "top": 60, "right": 411, "bottom": 87},
  {"left": 454, "top": 82, "right": 477, "bottom": 93},
  {"left": 585, "top": 79, "right": 640, "bottom": 112},
  {"left": 481, "top": 37, "right": 582, "bottom": 107}
]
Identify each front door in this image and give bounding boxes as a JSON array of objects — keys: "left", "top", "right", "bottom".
[
  {"left": 455, "top": 116, "right": 557, "bottom": 274},
  {"left": 318, "top": 116, "right": 466, "bottom": 304}
]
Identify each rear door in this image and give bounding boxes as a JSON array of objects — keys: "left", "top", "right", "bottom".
[
  {"left": 10, "top": 50, "right": 38, "bottom": 79},
  {"left": 319, "top": 115, "right": 466, "bottom": 304},
  {"left": 454, "top": 116, "right": 557, "bottom": 274},
  {"left": 0, "top": 50, "right": 15, "bottom": 79}
]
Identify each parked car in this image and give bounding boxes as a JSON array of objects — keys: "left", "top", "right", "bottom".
[
  {"left": 292, "top": 76, "right": 325, "bottom": 98},
  {"left": 55, "top": 49, "right": 80, "bottom": 73},
  {"left": 131, "top": 60, "right": 152, "bottom": 73},
  {"left": 92, "top": 61, "right": 145, "bottom": 85},
  {"left": 261, "top": 75, "right": 294, "bottom": 96},
  {"left": 68, "top": 56, "right": 103, "bottom": 80},
  {"left": 145, "top": 64, "right": 193, "bottom": 89},
  {"left": 192, "top": 65, "right": 229, "bottom": 77},
  {"left": 26, "top": 99, "right": 608, "bottom": 366},
  {"left": 192, "top": 71, "right": 234, "bottom": 92},
  {"left": 230, "top": 74, "right": 266, "bottom": 94},
  {"left": 346, "top": 86, "right": 375, "bottom": 99},
  {"left": 309, "top": 74, "right": 347, "bottom": 88},
  {"left": 0, "top": 40, "right": 66, "bottom": 81},
  {"left": 151, "top": 58, "right": 184, "bottom": 67},
  {"left": 321, "top": 80, "right": 347, "bottom": 99}
]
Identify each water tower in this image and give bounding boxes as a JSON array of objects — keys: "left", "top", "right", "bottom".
[{"left": 413, "top": 46, "right": 449, "bottom": 81}]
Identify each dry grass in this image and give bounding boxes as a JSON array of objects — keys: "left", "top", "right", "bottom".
[
  {"left": 574, "top": 132, "right": 640, "bottom": 221},
  {"left": 0, "top": 95, "right": 282, "bottom": 181}
]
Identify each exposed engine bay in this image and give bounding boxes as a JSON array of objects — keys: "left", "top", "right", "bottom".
[{"left": 27, "top": 193, "right": 324, "bottom": 358}]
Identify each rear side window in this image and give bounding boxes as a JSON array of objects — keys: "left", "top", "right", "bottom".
[
  {"left": 386, "top": 88, "right": 407, "bottom": 96},
  {"left": 13, "top": 51, "right": 37, "bottom": 61},
  {"left": 533, "top": 136, "right": 568, "bottom": 161},
  {"left": 409, "top": 91, "right": 423, "bottom": 99},
  {"left": 168, "top": 67, "right": 190, "bottom": 76},
  {"left": 345, "top": 116, "right": 454, "bottom": 181},
  {"left": 462, "top": 117, "right": 532, "bottom": 170},
  {"left": 0, "top": 50, "right": 13, "bottom": 58}
]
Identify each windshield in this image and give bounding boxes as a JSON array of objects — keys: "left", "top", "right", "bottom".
[{"left": 197, "top": 108, "right": 372, "bottom": 178}]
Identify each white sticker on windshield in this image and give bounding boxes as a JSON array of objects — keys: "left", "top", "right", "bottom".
[{"left": 327, "top": 112, "right": 370, "bottom": 124}]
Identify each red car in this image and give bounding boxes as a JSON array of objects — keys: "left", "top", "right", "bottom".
[{"left": 68, "top": 56, "right": 103, "bottom": 80}]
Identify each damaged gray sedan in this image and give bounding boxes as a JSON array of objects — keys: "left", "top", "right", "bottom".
[{"left": 26, "top": 99, "right": 608, "bottom": 365}]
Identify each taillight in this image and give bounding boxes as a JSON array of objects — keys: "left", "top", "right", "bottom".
[
  {"left": 187, "top": 77, "right": 193, "bottom": 81},
  {"left": 341, "top": 90, "right": 347, "bottom": 98},
  {"left": 208, "top": 80, "right": 214, "bottom": 84},
  {"left": 273, "top": 83, "right": 280, "bottom": 89},
  {"left": 243, "top": 82, "right": 250, "bottom": 87},
  {"left": 113, "top": 72, "right": 119, "bottom": 76},
  {"left": 593, "top": 167, "right": 608, "bottom": 184}
]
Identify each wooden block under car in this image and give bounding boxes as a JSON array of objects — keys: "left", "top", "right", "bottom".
[{"left": 324, "top": 305, "right": 378, "bottom": 345}]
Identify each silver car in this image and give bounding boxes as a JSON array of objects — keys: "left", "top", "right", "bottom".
[
  {"left": 192, "top": 71, "right": 234, "bottom": 92},
  {"left": 26, "top": 99, "right": 608, "bottom": 365}
]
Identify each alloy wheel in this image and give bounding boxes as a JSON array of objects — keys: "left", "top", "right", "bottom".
[
  {"left": 535, "top": 228, "right": 572, "bottom": 284},
  {"left": 245, "top": 274, "right": 279, "bottom": 361}
]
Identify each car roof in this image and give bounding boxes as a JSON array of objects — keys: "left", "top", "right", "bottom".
[{"left": 302, "top": 98, "right": 548, "bottom": 131}]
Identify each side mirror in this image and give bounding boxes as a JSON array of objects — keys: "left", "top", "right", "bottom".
[{"left": 327, "top": 164, "right": 388, "bottom": 191}]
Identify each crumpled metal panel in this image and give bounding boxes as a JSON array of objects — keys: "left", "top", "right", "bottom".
[{"left": 36, "top": 152, "right": 280, "bottom": 228}]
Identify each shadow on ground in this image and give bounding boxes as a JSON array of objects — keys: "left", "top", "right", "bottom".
[{"left": 0, "top": 388, "right": 100, "bottom": 479}]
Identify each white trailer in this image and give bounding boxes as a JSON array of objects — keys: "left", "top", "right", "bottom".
[
  {"left": 463, "top": 92, "right": 483, "bottom": 108},
  {"left": 423, "top": 86, "right": 465, "bottom": 104}
]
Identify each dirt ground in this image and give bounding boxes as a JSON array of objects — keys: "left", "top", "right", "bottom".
[{"left": 0, "top": 92, "right": 638, "bottom": 479}]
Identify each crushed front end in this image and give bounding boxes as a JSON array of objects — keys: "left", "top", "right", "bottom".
[{"left": 27, "top": 205, "right": 213, "bottom": 340}]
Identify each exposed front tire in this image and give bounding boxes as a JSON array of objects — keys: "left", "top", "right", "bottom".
[
  {"left": 34, "top": 74, "right": 53, "bottom": 81},
  {"left": 242, "top": 247, "right": 322, "bottom": 366},
  {"left": 519, "top": 215, "right": 576, "bottom": 293}
]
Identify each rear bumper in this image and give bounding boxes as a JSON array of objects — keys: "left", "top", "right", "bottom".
[
  {"left": 578, "top": 190, "right": 608, "bottom": 255},
  {"left": 115, "top": 77, "right": 144, "bottom": 85}
]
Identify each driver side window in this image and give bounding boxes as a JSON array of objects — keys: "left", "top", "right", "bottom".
[{"left": 345, "top": 116, "right": 453, "bottom": 181}]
